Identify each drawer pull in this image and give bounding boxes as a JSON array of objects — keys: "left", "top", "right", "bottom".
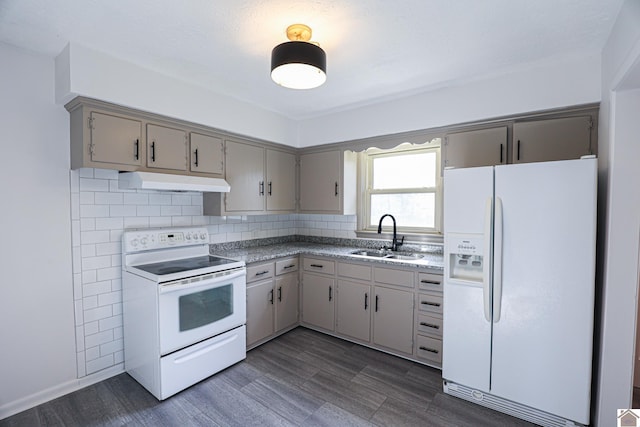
[
  {"left": 421, "top": 301, "right": 441, "bottom": 307},
  {"left": 283, "top": 264, "right": 296, "bottom": 269},
  {"left": 310, "top": 264, "right": 324, "bottom": 268},
  {"left": 420, "top": 279, "right": 441, "bottom": 285},
  {"left": 277, "top": 287, "right": 282, "bottom": 302},
  {"left": 420, "top": 322, "right": 440, "bottom": 329},
  {"left": 329, "top": 286, "right": 333, "bottom": 301},
  {"left": 419, "top": 346, "right": 439, "bottom": 354},
  {"left": 255, "top": 270, "right": 270, "bottom": 276},
  {"left": 364, "top": 293, "right": 368, "bottom": 310},
  {"left": 269, "top": 289, "right": 274, "bottom": 304}
]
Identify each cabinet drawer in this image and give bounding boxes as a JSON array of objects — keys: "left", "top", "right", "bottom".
[
  {"left": 276, "top": 258, "right": 299, "bottom": 275},
  {"left": 247, "top": 262, "right": 275, "bottom": 283},
  {"left": 417, "top": 272, "right": 442, "bottom": 292},
  {"left": 373, "top": 267, "right": 414, "bottom": 288},
  {"left": 303, "top": 258, "right": 335, "bottom": 275},
  {"left": 338, "top": 262, "right": 372, "bottom": 281},
  {"left": 417, "top": 293, "right": 443, "bottom": 315},
  {"left": 416, "top": 335, "right": 442, "bottom": 365},
  {"left": 417, "top": 314, "right": 443, "bottom": 338}
]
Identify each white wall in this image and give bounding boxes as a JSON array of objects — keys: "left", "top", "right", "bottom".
[
  {"left": 595, "top": 1, "right": 640, "bottom": 424},
  {"left": 55, "top": 43, "right": 299, "bottom": 147},
  {"left": 297, "top": 53, "right": 601, "bottom": 146},
  {"left": 0, "top": 43, "right": 77, "bottom": 417}
]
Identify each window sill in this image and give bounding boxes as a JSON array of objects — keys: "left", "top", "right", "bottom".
[{"left": 355, "top": 230, "right": 443, "bottom": 245}]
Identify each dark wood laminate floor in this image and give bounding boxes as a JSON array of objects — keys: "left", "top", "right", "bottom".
[{"left": 1, "top": 327, "right": 534, "bottom": 426}]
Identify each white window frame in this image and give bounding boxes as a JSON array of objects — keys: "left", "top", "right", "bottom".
[{"left": 358, "top": 140, "right": 443, "bottom": 238}]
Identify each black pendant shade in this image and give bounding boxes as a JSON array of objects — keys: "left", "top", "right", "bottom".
[{"left": 270, "top": 41, "right": 327, "bottom": 89}]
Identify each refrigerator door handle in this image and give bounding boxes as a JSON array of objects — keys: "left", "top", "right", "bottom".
[
  {"left": 483, "top": 197, "right": 493, "bottom": 323},
  {"left": 493, "top": 196, "right": 504, "bottom": 323}
]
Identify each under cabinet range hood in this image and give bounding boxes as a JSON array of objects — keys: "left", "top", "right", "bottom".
[{"left": 118, "top": 172, "right": 230, "bottom": 192}]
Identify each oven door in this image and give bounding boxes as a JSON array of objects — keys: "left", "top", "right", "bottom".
[{"left": 158, "top": 267, "right": 246, "bottom": 355}]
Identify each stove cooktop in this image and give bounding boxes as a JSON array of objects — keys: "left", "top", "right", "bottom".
[{"left": 133, "top": 255, "right": 239, "bottom": 276}]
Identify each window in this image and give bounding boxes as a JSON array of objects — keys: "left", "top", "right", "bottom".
[{"left": 361, "top": 141, "right": 442, "bottom": 235}]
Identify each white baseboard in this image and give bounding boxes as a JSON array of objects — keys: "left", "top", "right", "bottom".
[{"left": 0, "top": 364, "right": 124, "bottom": 421}]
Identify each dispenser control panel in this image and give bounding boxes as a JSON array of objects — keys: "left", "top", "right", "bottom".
[{"left": 447, "top": 233, "right": 485, "bottom": 283}]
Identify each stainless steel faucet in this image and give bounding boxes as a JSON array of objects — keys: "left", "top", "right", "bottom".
[{"left": 377, "top": 214, "right": 404, "bottom": 251}]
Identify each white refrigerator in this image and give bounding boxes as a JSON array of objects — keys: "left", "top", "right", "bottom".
[{"left": 442, "top": 157, "right": 597, "bottom": 427}]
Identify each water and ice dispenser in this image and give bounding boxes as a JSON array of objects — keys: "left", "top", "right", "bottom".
[{"left": 447, "top": 234, "right": 485, "bottom": 283}]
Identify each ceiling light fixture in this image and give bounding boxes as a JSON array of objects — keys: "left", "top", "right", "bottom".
[{"left": 271, "top": 24, "right": 326, "bottom": 90}]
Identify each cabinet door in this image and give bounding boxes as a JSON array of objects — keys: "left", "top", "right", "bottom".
[
  {"left": 275, "top": 273, "right": 299, "bottom": 332},
  {"left": 512, "top": 116, "right": 592, "bottom": 164},
  {"left": 301, "top": 273, "right": 335, "bottom": 331},
  {"left": 190, "top": 133, "right": 223, "bottom": 175},
  {"left": 336, "top": 280, "right": 371, "bottom": 342},
  {"left": 225, "top": 141, "right": 265, "bottom": 212},
  {"left": 266, "top": 150, "right": 296, "bottom": 212},
  {"left": 246, "top": 279, "right": 275, "bottom": 346},
  {"left": 147, "top": 124, "right": 187, "bottom": 171},
  {"left": 373, "top": 286, "right": 414, "bottom": 354},
  {"left": 444, "top": 127, "right": 507, "bottom": 169},
  {"left": 299, "top": 150, "right": 341, "bottom": 212},
  {"left": 90, "top": 112, "right": 142, "bottom": 166}
]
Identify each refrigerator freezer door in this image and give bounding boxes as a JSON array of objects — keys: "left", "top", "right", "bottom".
[
  {"left": 442, "top": 166, "right": 494, "bottom": 392},
  {"left": 490, "top": 158, "right": 597, "bottom": 425}
]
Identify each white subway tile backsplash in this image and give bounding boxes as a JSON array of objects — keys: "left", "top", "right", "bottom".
[
  {"left": 149, "top": 194, "right": 172, "bottom": 205},
  {"left": 171, "top": 216, "right": 192, "bottom": 227},
  {"left": 80, "top": 230, "right": 111, "bottom": 244},
  {"left": 82, "top": 270, "right": 97, "bottom": 285},
  {"left": 83, "top": 281, "right": 112, "bottom": 297},
  {"left": 136, "top": 205, "right": 161, "bottom": 217},
  {"left": 85, "top": 330, "right": 114, "bottom": 349},
  {"left": 80, "top": 205, "right": 110, "bottom": 218},
  {"left": 80, "top": 178, "right": 109, "bottom": 192},
  {"left": 81, "top": 244, "right": 96, "bottom": 258},
  {"left": 98, "top": 291, "right": 121, "bottom": 307},
  {"left": 124, "top": 193, "right": 149, "bottom": 205},
  {"left": 86, "top": 354, "right": 114, "bottom": 375},
  {"left": 79, "top": 169, "right": 94, "bottom": 178},
  {"left": 100, "top": 339, "right": 123, "bottom": 357},
  {"left": 171, "top": 194, "right": 192, "bottom": 205},
  {"left": 95, "top": 242, "right": 121, "bottom": 257},
  {"left": 84, "top": 320, "right": 99, "bottom": 336},
  {"left": 181, "top": 205, "right": 201, "bottom": 216},
  {"left": 161, "top": 205, "right": 182, "bottom": 216},
  {"left": 79, "top": 192, "right": 95, "bottom": 205},
  {"left": 96, "top": 266, "right": 120, "bottom": 282},
  {"left": 124, "top": 216, "right": 150, "bottom": 229},
  {"left": 83, "top": 296, "right": 98, "bottom": 310},
  {"left": 95, "top": 217, "right": 124, "bottom": 230},
  {"left": 93, "top": 169, "right": 119, "bottom": 180},
  {"left": 85, "top": 346, "right": 100, "bottom": 362},
  {"left": 109, "top": 205, "right": 137, "bottom": 217},
  {"left": 84, "top": 305, "right": 112, "bottom": 323},
  {"left": 94, "top": 192, "right": 123, "bottom": 205},
  {"left": 81, "top": 255, "right": 112, "bottom": 271},
  {"left": 99, "top": 315, "right": 123, "bottom": 332},
  {"left": 114, "top": 351, "right": 124, "bottom": 365}
]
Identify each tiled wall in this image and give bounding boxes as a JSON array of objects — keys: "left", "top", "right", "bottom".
[{"left": 69, "top": 168, "right": 356, "bottom": 377}]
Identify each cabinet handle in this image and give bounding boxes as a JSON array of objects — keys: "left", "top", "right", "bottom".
[
  {"left": 375, "top": 295, "right": 379, "bottom": 312},
  {"left": 335, "top": 182, "right": 339, "bottom": 196},
  {"left": 283, "top": 264, "right": 296, "bottom": 269},
  {"left": 268, "top": 181, "right": 272, "bottom": 196},
  {"left": 420, "top": 322, "right": 440, "bottom": 329},
  {"left": 254, "top": 270, "right": 269, "bottom": 276},
  {"left": 329, "top": 286, "right": 332, "bottom": 301},
  {"left": 259, "top": 181, "right": 264, "bottom": 196},
  {"left": 364, "top": 293, "right": 368, "bottom": 310},
  {"left": 278, "top": 286, "right": 282, "bottom": 302},
  {"left": 269, "top": 289, "right": 274, "bottom": 305},
  {"left": 151, "top": 141, "right": 156, "bottom": 162},
  {"left": 419, "top": 346, "right": 439, "bottom": 354},
  {"left": 310, "top": 264, "right": 323, "bottom": 268},
  {"left": 499, "top": 143, "right": 503, "bottom": 164},
  {"left": 134, "top": 139, "right": 139, "bottom": 160},
  {"left": 517, "top": 140, "right": 521, "bottom": 161},
  {"left": 420, "top": 280, "right": 441, "bottom": 285},
  {"left": 421, "top": 301, "right": 441, "bottom": 307},
  {"left": 194, "top": 148, "right": 199, "bottom": 167}
]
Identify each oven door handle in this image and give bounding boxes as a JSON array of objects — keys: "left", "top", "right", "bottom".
[{"left": 158, "top": 268, "right": 246, "bottom": 294}]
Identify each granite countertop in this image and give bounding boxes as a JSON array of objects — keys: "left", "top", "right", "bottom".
[{"left": 210, "top": 237, "right": 444, "bottom": 273}]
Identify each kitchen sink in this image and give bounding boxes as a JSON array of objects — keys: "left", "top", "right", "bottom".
[
  {"left": 350, "top": 250, "right": 424, "bottom": 261},
  {"left": 385, "top": 254, "right": 424, "bottom": 260},
  {"left": 350, "top": 250, "right": 390, "bottom": 258}
]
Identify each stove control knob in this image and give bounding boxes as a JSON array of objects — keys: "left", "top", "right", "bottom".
[
  {"left": 131, "top": 239, "right": 139, "bottom": 247},
  {"left": 186, "top": 233, "right": 191, "bottom": 240},
  {"left": 200, "top": 233, "right": 207, "bottom": 240},
  {"left": 140, "top": 237, "right": 148, "bottom": 246}
]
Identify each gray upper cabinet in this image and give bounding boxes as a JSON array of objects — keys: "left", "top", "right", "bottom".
[
  {"left": 69, "top": 108, "right": 143, "bottom": 170},
  {"left": 266, "top": 149, "right": 296, "bottom": 212},
  {"left": 299, "top": 150, "right": 357, "bottom": 214},
  {"left": 190, "top": 133, "right": 224, "bottom": 176},
  {"left": 444, "top": 127, "right": 507, "bottom": 169},
  {"left": 512, "top": 116, "right": 593, "bottom": 164},
  {"left": 224, "top": 140, "right": 266, "bottom": 212},
  {"left": 146, "top": 124, "right": 187, "bottom": 171}
]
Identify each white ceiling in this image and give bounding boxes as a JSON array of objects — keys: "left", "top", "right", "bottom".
[{"left": 0, "top": 0, "right": 625, "bottom": 120}]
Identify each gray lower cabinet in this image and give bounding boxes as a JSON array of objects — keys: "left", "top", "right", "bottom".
[
  {"left": 372, "top": 285, "right": 414, "bottom": 355},
  {"left": 301, "top": 273, "right": 335, "bottom": 331},
  {"left": 246, "top": 257, "right": 299, "bottom": 348},
  {"left": 336, "top": 279, "right": 371, "bottom": 342}
]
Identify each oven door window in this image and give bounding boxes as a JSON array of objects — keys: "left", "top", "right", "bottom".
[{"left": 179, "top": 284, "right": 233, "bottom": 331}]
